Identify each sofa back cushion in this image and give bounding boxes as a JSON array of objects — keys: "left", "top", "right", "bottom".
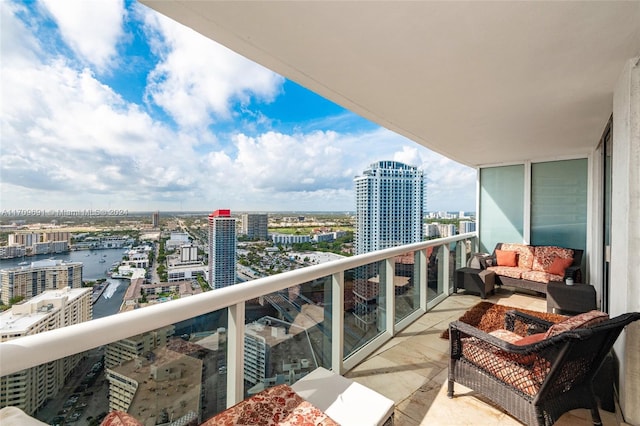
[
  {"left": 500, "top": 243, "right": 535, "bottom": 269},
  {"left": 532, "top": 246, "right": 574, "bottom": 272}
]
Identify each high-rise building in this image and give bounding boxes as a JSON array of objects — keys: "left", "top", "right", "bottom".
[
  {"left": 152, "top": 211, "right": 160, "bottom": 228},
  {"left": 0, "top": 287, "right": 92, "bottom": 415},
  {"left": 355, "top": 161, "right": 425, "bottom": 254},
  {"left": 241, "top": 214, "right": 269, "bottom": 240},
  {"left": 0, "top": 259, "right": 83, "bottom": 305},
  {"left": 353, "top": 161, "right": 425, "bottom": 330},
  {"left": 208, "top": 210, "right": 237, "bottom": 289}
]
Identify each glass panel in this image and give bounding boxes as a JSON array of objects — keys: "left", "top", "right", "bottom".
[
  {"left": 243, "top": 277, "right": 332, "bottom": 397},
  {"left": 4, "top": 309, "right": 228, "bottom": 425},
  {"left": 344, "top": 260, "right": 386, "bottom": 358},
  {"left": 427, "top": 245, "right": 445, "bottom": 302},
  {"left": 394, "top": 251, "right": 421, "bottom": 323},
  {"left": 479, "top": 165, "right": 525, "bottom": 252},
  {"left": 531, "top": 159, "right": 588, "bottom": 251}
]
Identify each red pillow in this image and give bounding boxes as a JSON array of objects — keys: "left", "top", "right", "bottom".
[
  {"left": 496, "top": 249, "right": 517, "bottom": 267},
  {"left": 514, "top": 332, "right": 546, "bottom": 346},
  {"left": 547, "top": 256, "right": 573, "bottom": 276}
]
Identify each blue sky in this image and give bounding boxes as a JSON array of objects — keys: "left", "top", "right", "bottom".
[{"left": 0, "top": 0, "right": 476, "bottom": 213}]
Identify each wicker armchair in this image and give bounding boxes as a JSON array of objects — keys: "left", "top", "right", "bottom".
[{"left": 448, "top": 310, "right": 640, "bottom": 426}]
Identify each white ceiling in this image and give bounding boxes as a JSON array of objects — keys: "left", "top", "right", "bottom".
[{"left": 141, "top": 1, "right": 640, "bottom": 167}]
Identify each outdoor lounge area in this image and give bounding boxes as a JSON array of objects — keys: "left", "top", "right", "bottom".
[{"left": 347, "top": 290, "right": 627, "bottom": 426}]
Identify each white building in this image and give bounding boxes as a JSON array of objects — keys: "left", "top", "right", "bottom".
[
  {"left": 271, "top": 234, "right": 311, "bottom": 245},
  {"left": 354, "top": 161, "right": 425, "bottom": 254},
  {"left": 424, "top": 223, "right": 440, "bottom": 238},
  {"left": 437, "top": 223, "right": 457, "bottom": 238},
  {"left": 208, "top": 210, "right": 237, "bottom": 289},
  {"left": 0, "top": 287, "right": 92, "bottom": 415},
  {"left": 0, "top": 244, "right": 26, "bottom": 260},
  {"left": 459, "top": 221, "right": 476, "bottom": 234},
  {"left": 166, "top": 232, "right": 191, "bottom": 251},
  {"left": 179, "top": 244, "right": 199, "bottom": 263}
]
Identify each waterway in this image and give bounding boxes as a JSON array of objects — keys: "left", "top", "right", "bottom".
[{"left": 0, "top": 248, "right": 130, "bottom": 318}]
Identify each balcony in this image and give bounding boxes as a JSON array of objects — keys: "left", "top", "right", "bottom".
[{"left": 0, "top": 233, "right": 624, "bottom": 425}]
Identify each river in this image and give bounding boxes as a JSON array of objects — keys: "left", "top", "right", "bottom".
[{"left": 0, "top": 248, "right": 130, "bottom": 318}]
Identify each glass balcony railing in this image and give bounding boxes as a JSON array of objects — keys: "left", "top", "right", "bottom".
[{"left": 0, "top": 233, "right": 477, "bottom": 425}]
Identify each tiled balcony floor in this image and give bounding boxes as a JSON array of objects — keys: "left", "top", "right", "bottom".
[{"left": 345, "top": 288, "right": 621, "bottom": 426}]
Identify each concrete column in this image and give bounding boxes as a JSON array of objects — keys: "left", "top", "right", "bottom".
[{"left": 611, "top": 57, "right": 640, "bottom": 424}]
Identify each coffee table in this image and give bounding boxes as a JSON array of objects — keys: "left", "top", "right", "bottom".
[{"left": 454, "top": 267, "right": 495, "bottom": 299}]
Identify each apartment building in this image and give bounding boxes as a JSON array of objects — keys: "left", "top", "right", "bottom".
[
  {"left": 0, "top": 287, "right": 91, "bottom": 414},
  {"left": 241, "top": 214, "right": 269, "bottom": 241},
  {"left": 0, "top": 260, "right": 83, "bottom": 305},
  {"left": 208, "top": 210, "right": 237, "bottom": 289}
]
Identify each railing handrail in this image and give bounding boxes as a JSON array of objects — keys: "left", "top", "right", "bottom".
[{"left": 0, "top": 233, "right": 475, "bottom": 376}]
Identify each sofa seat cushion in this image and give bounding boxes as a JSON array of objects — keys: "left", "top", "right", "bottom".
[
  {"left": 532, "top": 246, "right": 574, "bottom": 273},
  {"left": 202, "top": 384, "right": 338, "bottom": 426},
  {"left": 486, "top": 266, "right": 529, "bottom": 279},
  {"left": 521, "top": 270, "right": 564, "bottom": 284},
  {"left": 500, "top": 243, "right": 535, "bottom": 269},
  {"left": 461, "top": 336, "right": 551, "bottom": 396}
]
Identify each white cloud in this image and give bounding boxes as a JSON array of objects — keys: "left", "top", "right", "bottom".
[
  {"left": 139, "top": 5, "right": 284, "bottom": 130},
  {"left": 0, "top": 2, "right": 476, "bottom": 213},
  {"left": 39, "top": 0, "right": 125, "bottom": 72}
]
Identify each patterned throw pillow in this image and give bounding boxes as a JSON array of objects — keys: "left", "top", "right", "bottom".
[{"left": 544, "top": 310, "right": 609, "bottom": 339}]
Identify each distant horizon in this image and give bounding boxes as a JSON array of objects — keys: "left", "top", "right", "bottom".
[{"left": 1, "top": 209, "right": 476, "bottom": 219}]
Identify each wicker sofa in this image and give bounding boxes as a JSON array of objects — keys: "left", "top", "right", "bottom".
[
  {"left": 484, "top": 243, "right": 583, "bottom": 295},
  {"left": 448, "top": 310, "right": 640, "bottom": 426}
]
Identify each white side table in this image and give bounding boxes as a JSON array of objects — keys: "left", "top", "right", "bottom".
[{"left": 291, "top": 367, "right": 394, "bottom": 426}]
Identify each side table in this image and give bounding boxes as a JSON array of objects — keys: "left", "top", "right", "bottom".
[
  {"left": 546, "top": 281, "right": 596, "bottom": 314},
  {"left": 454, "top": 268, "right": 495, "bottom": 299}
]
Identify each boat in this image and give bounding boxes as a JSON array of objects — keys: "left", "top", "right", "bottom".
[
  {"left": 99, "top": 259, "right": 106, "bottom": 263},
  {"left": 18, "top": 261, "right": 28, "bottom": 266}
]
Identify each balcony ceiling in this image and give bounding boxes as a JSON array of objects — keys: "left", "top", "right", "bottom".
[{"left": 141, "top": 1, "right": 640, "bottom": 167}]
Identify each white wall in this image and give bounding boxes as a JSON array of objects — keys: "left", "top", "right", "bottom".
[{"left": 611, "top": 57, "right": 640, "bottom": 424}]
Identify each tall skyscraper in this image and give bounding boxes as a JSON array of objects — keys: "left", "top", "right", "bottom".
[
  {"left": 355, "top": 161, "right": 425, "bottom": 254},
  {"left": 208, "top": 210, "right": 237, "bottom": 289},
  {"left": 353, "top": 161, "right": 425, "bottom": 330},
  {"left": 152, "top": 211, "right": 160, "bottom": 228},
  {"left": 241, "top": 214, "right": 269, "bottom": 240}
]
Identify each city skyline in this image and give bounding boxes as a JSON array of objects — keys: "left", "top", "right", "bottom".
[{"left": 1, "top": 0, "right": 475, "bottom": 213}]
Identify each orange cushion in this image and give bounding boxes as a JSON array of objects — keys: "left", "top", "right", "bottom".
[
  {"left": 496, "top": 250, "right": 517, "bottom": 267},
  {"left": 547, "top": 256, "right": 573, "bottom": 276},
  {"left": 515, "top": 332, "right": 546, "bottom": 346}
]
